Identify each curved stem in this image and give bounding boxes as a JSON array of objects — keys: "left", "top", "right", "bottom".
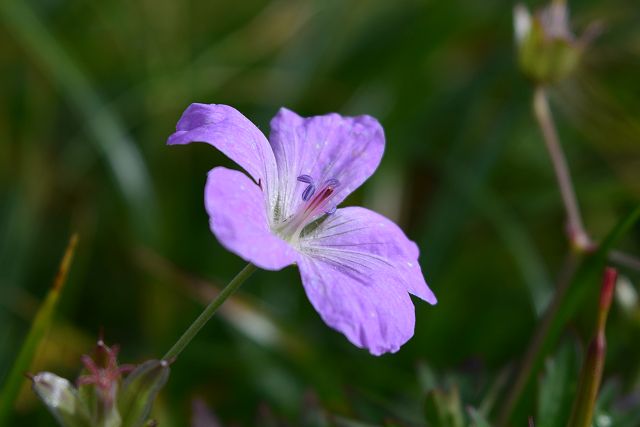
[
  {"left": 533, "top": 86, "right": 590, "bottom": 250},
  {"left": 163, "top": 263, "right": 257, "bottom": 361}
]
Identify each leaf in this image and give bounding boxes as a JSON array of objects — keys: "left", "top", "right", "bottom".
[
  {"left": 467, "top": 407, "right": 493, "bottom": 427},
  {"left": 537, "top": 342, "right": 579, "bottom": 427},
  {"left": 424, "top": 387, "right": 465, "bottom": 427},
  {"left": 416, "top": 361, "right": 438, "bottom": 394},
  {"left": 0, "top": 234, "right": 78, "bottom": 426}
]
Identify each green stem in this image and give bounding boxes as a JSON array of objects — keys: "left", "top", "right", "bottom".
[{"left": 163, "top": 263, "right": 257, "bottom": 361}]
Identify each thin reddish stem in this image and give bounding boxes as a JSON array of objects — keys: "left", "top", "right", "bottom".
[{"left": 533, "top": 87, "right": 590, "bottom": 251}]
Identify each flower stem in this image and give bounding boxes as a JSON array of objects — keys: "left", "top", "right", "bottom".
[
  {"left": 163, "top": 263, "right": 257, "bottom": 361},
  {"left": 609, "top": 249, "right": 640, "bottom": 272},
  {"left": 533, "top": 86, "right": 590, "bottom": 251}
]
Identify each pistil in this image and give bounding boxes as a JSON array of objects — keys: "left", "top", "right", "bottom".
[{"left": 277, "top": 176, "right": 340, "bottom": 242}]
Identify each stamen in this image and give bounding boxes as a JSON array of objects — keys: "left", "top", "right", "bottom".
[
  {"left": 278, "top": 175, "right": 341, "bottom": 241},
  {"left": 301, "top": 184, "right": 316, "bottom": 201},
  {"left": 297, "top": 174, "right": 314, "bottom": 184}
]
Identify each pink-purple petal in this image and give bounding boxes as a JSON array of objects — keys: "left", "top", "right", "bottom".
[
  {"left": 204, "top": 167, "right": 296, "bottom": 270},
  {"left": 300, "top": 207, "right": 436, "bottom": 304},
  {"left": 296, "top": 254, "right": 415, "bottom": 356},
  {"left": 168, "top": 104, "right": 278, "bottom": 209},
  {"left": 294, "top": 207, "right": 435, "bottom": 355},
  {"left": 268, "top": 108, "right": 385, "bottom": 221}
]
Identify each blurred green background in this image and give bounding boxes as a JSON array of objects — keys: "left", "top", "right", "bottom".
[{"left": 1, "top": 0, "right": 639, "bottom": 425}]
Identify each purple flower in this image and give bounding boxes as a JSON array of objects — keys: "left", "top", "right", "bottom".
[{"left": 168, "top": 104, "right": 437, "bottom": 355}]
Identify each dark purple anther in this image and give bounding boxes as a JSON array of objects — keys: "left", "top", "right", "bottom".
[
  {"left": 326, "top": 206, "right": 337, "bottom": 215},
  {"left": 297, "top": 174, "right": 314, "bottom": 184},
  {"left": 302, "top": 184, "right": 316, "bottom": 201},
  {"left": 324, "top": 178, "right": 340, "bottom": 188}
]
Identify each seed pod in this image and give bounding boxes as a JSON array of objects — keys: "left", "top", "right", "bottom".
[{"left": 513, "top": 2, "right": 597, "bottom": 84}]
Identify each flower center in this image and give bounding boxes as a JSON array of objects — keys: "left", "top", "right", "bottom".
[{"left": 276, "top": 175, "right": 339, "bottom": 242}]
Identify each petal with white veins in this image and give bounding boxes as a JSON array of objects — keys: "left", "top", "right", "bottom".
[
  {"left": 296, "top": 253, "right": 416, "bottom": 356},
  {"left": 295, "top": 207, "right": 436, "bottom": 355},
  {"left": 300, "top": 207, "right": 436, "bottom": 304}
]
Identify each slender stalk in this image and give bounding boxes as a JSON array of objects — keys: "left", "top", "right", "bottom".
[
  {"left": 163, "top": 263, "right": 257, "bottom": 361},
  {"left": 533, "top": 86, "right": 590, "bottom": 251},
  {"left": 609, "top": 249, "right": 640, "bottom": 272},
  {"left": 568, "top": 267, "right": 617, "bottom": 427},
  {"left": 497, "top": 252, "right": 579, "bottom": 426}
]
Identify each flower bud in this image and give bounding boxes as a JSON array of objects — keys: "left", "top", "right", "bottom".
[
  {"left": 31, "top": 338, "right": 169, "bottom": 427},
  {"left": 77, "top": 340, "right": 130, "bottom": 427},
  {"left": 117, "top": 360, "right": 171, "bottom": 427},
  {"left": 31, "top": 372, "right": 91, "bottom": 427},
  {"left": 513, "top": 2, "right": 596, "bottom": 84}
]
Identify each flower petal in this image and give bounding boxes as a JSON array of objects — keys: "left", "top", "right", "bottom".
[
  {"left": 168, "top": 104, "right": 279, "bottom": 211},
  {"left": 268, "top": 108, "right": 384, "bottom": 220},
  {"left": 205, "top": 167, "right": 296, "bottom": 270},
  {"left": 296, "top": 254, "right": 415, "bottom": 355},
  {"left": 300, "top": 206, "right": 436, "bottom": 304},
  {"left": 295, "top": 207, "right": 435, "bottom": 355}
]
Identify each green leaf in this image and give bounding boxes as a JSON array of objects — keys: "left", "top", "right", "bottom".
[
  {"left": 537, "top": 342, "right": 579, "bottom": 427},
  {"left": 424, "top": 387, "right": 464, "bottom": 427},
  {"left": 416, "top": 361, "right": 438, "bottom": 394},
  {"left": 467, "top": 407, "right": 493, "bottom": 427}
]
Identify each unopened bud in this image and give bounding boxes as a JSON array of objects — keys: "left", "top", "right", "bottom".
[
  {"left": 31, "top": 372, "right": 91, "bottom": 427},
  {"left": 117, "top": 360, "right": 171, "bottom": 427}
]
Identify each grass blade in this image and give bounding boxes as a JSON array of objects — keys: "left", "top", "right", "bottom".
[
  {"left": 0, "top": 233, "right": 79, "bottom": 426},
  {"left": 506, "top": 203, "right": 640, "bottom": 423}
]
